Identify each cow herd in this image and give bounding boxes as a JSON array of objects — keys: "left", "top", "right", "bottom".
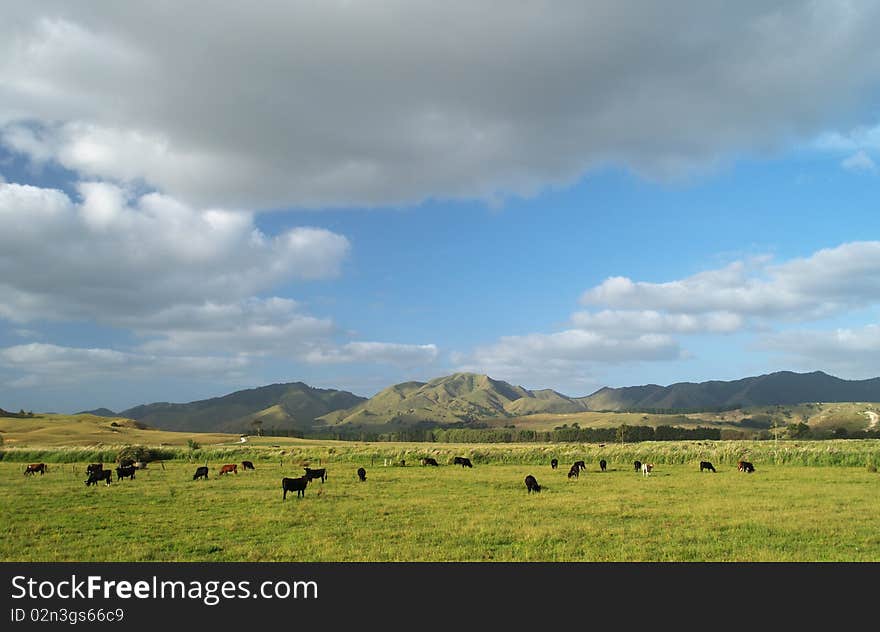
[
  {"left": 22, "top": 452, "right": 759, "bottom": 500},
  {"left": 522, "top": 457, "right": 756, "bottom": 493}
]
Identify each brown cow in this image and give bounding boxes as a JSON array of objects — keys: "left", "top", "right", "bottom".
[
  {"left": 24, "top": 463, "right": 47, "bottom": 475},
  {"left": 219, "top": 464, "right": 238, "bottom": 475}
]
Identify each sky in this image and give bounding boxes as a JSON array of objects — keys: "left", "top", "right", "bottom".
[{"left": 2, "top": 1, "right": 880, "bottom": 412}]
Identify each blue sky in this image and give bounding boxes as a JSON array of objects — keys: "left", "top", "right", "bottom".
[{"left": 2, "top": 3, "right": 880, "bottom": 412}]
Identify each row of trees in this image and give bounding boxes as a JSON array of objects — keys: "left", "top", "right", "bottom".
[
  {"left": 243, "top": 421, "right": 880, "bottom": 443},
  {"left": 297, "top": 424, "right": 723, "bottom": 443}
]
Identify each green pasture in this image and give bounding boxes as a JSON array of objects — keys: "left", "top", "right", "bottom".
[{"left": 2, "top": 455, "right": 879, "bottom": 561}]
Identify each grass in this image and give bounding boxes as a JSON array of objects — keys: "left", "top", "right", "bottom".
[{"left": 2, "top": 458, "right": 879, "bottom": 561}]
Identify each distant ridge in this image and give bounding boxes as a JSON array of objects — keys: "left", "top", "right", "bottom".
[
  {"left": 117, "top": 382, "right": 366, "bottom": 433},
  {"left": 75, "top": 407, "right": 118, "bottom": 417},
  {"left": 577, "top": 370, "right": 880, "bottom": 411},
  {"left": 77, "top": 370, "right": 880, "bottom": 432}
]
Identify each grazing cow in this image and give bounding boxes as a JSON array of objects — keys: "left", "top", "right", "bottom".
[
  {"left": 219, "top": 464, "right": 238, "bottom": 476},
  {"left": 634, "top": 460, "right": 642, "bottom": 472},
  {"left": 115, "top": 465, "right": 136, "bottom": 481},
  {"left": 241, "top": 460, "right": 255, "bottom": 471},
  {"left": 574, "top": 460, "right": 586, "bottom": 471},
  {"left": 738, "top": 461, "right": 755, "bottom": 473},
  {"left": 642, "top": 463, "right": 654, "bottom": 477},
  {"left": 525, "top": 474, "right": 541, "bottom": 493},
  {"left": 303, "top": 467, "right": 327, "bottom": 483},
  {"left": 193, "top": 466, "right": 209, "bottom": 480},
  {"left": 567, "top": 464, "right": 580, "bottom": 479},
  {"left": 421, "top": 457, "right": 439, "bottom": 467},
  {"left": 550, "top": 458, "right": 558, "bottom": 470},
  {"left": 24, "top": 463, "right": 47, "bottom": 475},
  {"left": 282, "top": 476, "right": 309, "bottom": 500},
  {"left": 599, "top": 459, "right": 607, "bottom": 472},
  {"left": 453, "top": 456, "right": 473, "bottom": 468},
  {"left": 700, "top": 461, "right": 717, "bottom": 473},
  {"left": 86, "top": 463, "right": 103, "bottom": 475},
  {"left": 85, "top": 469, "right": 112, "bottom": 486},
  {"left": 357, "top": 467, "right": 367, "bottom": 481}
]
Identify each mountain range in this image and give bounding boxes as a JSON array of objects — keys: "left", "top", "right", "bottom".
[
  {"left": 80, "top": 382, "right": 365, "bottom": 434},
  {"left": 69, "top": 370, "right": 880, "bottom": 434}
]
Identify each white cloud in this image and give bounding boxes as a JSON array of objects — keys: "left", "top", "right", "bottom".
[
  {"left": 841, "top": 150, "right": 877, "bottom": 172},
  {"left": 134, "top": 298, "right": 335, "bottom": 356},
  {"left": 3, "top": 3, "right": 880, "bottom": 208},
  {"left": 455, "top": 329, "right": 681, "bottom": 387},
  {"left": 0, "top": 342, "right": 250, "bottom": 388},
  {"left": 456, "top": 241, "right": 880, "bottom": 386},
  {"left": 0, "top": 179, "right": 350, "bottom": 324},
  {"left": 581, "top": 242, "right": 880, "bottom": 321},
  {"left": 570, "top": 309, "right": 743, "bottom": 334},
  {"left": 760, "top": 324, "right": 880, "bottom": 378}
]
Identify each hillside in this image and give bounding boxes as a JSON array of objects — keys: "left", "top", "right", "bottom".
[
  {"left": 0, "top": 413, "right": 240, "bottom": 448},
  {"left": 318, "top": 372, "right": 586, "bottom": 427},
  {"left": 119, "top": 382, "right": 365, "bottom": 434},
  {"left": 578, "top": 371, "right": 880, "bottom": 411}
]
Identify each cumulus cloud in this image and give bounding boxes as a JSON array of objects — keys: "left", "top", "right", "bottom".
[
  {"left": 3, "top": 3, "right": 880, "bottom": 208},
  {"left": 456, "top": 241, "right": 880, "bottom": 385},
  {"left": 132, "top": 298, "right": 336, "bottom": 356},
  {"left": 581, "top": 242, "right": 880, "bottom": 321},
  {"left": 455, "top": 329, "right": 681, "bottom": 387},
  {"left": 0, "top": 178, "right": 350, "bottom": 323},
  {"left": 760, "top": 325, "right": 880, "bottom": 378},
  {"left": 0, "top": 342, "right": 250, "bottom": 388},
  {"left": 570, "top": 309, "right": 743, "bottom": 334}
]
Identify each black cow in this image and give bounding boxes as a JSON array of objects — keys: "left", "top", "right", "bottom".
[
  {"left": 567, "top": 464, "right": 580, "bottom": 479},
  {"left": 282, "top": 476, "right": 309, "bottom": 499},
  {"left": 241, "top": 460, "right": 255, "bottom": 470},
  {"left": 303, "top": 467, "right": 327, "bottom": 483},
  {"left": 738, "top": 461, "right": 755, "bottom": 473},
  {"left": 85, "top": 469, "right": 112, "bottom": 486},
  {"left": 86, "top": 463, "right": 103, "bottom": 475},
  {"left": 599, "top": 459, "right": 607, "bottom": 472},
  {"left": 525, "top": 474, "right": 541, "bottom": 493},
  {"left": 634, "top": 460, "right": 642, "bottom": 472},
  {"left": 453, "top": 456, "right": 473, "bottom": 468},
  {"left": 421, "top": 457, "right": 439, "bottom": 467},
  {"left": 357, "top": 467, "right": 367, "bottom": 481},
  {"left": 193, "top": 466, "right": 209, "bottom": 481},
  {"left": 574, "top": 460, "right": 586, "bottom": 471},
  {"left": 116, "top": 465, "right": 136, "bottom": 481},
  {"left": 550, "top": 458, "right": 558, "bottom": 470},
  {"left": 700, "top": 461, "right": 717, "bottom": 473}
]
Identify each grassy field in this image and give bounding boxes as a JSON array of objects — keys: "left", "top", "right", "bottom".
[{"left": 2, "top": 456, "right": 879, "bottom": 561}]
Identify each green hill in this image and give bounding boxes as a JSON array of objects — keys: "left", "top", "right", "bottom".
[
  {"left": 318, "top": 372, "right": 586, "bottom": 427},
  {"left": 578, "top": 371, "right": 880, "bottom": 411},
  {"left": 120, "top": 382, "right": 365, "bottom": 434}
]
